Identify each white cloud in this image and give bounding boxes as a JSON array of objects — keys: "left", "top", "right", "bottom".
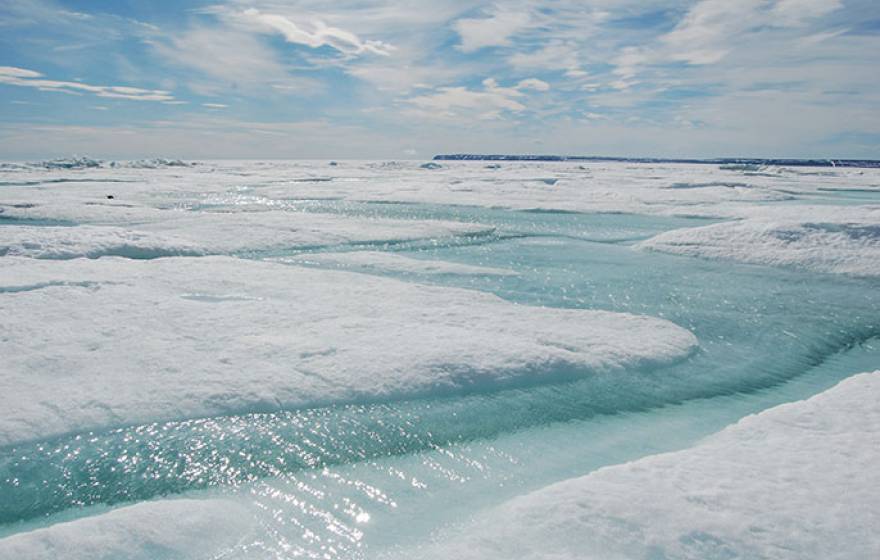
[
  {"left": 405, "top": 76, "right": 549, "bottom": 120},
  {"left": 454, "top": 9, "right": 531, "bottom": 52},
  {"left": 203, "top": 103, "right": 228, "bottom": 109},
  {"left": 0, "top": 66, "right": 42, "bottom": 78},
  {"left": 228, "top": 8, "right": 395, "bottom": 57},
  {"left": 0, "top": 66, "right": 175, "bottom": 101}
]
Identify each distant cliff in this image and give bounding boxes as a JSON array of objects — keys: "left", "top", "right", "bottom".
[{"left": 433, "top": 154, "right": 880, "bottom": 168}]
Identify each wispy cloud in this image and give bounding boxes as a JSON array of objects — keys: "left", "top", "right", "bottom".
[
  {"left": 619, "top": 0, "right": 847, "bottom": 73},
  {"left": 0, "top": 66, "right": 174, "bottom": 101},
  {"left": 146, "top": 23, "right": 326, "bottom": 98},
  {"left": 226, "top": 8, "right": 396, "bottom": 57}
]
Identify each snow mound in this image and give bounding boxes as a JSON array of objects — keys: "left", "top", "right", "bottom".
[
  {"left": 0, "top": 226, "right": 204, "bottom": 259},
  {"left": 638, "top": 215, "right": 880, "bottom": 278},
  {"left": 282, "top": 251, "right": 518, "bottom": 276},
  {"left": 0, "top": 256, "right": 697, "bottom": 445},
  {"left": 109, "top": 159, "right": 194, "bottom": 169},
  {"left": 423, "top": 371, "right": 880, "bottom": 560},
  {"left": 26, "top": 157, "right": 103, "bottom": 170},
  {"left": 0, "top": 499, "right": 252, "bottom": 560}
]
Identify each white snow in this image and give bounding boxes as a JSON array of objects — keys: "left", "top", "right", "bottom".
[
  {"left": 0, "top": 214, "right": 493, "bottom": 258},
  {"left": 133, "top": 211, "right": 494, "bottom": 254},
  {"left": 0, "top": 226, "right": 204, "bottom": 259},
  {"left": 420, "top": 371, "right": 880, "bottom": 560},
  {"left": 0, "top": 499, "right": 253, "bottom": 560},
  {"left": 638, "top": 207, "right": 880, "bottom": 277},
  {"left": 277, "top": 250, "right": 518, "bottom": 276},
  {"left": 0, "top": 256, "right": 697, "bottom": 446}
]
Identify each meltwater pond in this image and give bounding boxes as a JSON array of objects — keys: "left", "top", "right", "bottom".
[{"left": 0, "top": 160, "right": 878, "bottom": 559}]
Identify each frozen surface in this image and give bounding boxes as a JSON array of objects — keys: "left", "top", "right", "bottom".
[
  {"left": 0, "top": 226, "right": 203, "bottom": 259},
  {"left": 132, "top": 211, "right": 493, "bottom": 254},
  {"left": 0, "top": 499, "right": 252, "bottom": 560},
  {"left": 0, "top": 255, "right": 696, "bottom": 446},
  {"left": 421, "top": 371, "right": 880, "bottom": 560},
  {"left": 0, "top": 214, "right": 491, "bottom": 257},
  {"left": 1, "top": 159, "right": 878, "bottom": 559},
  {"left": 639, "top": 206, "right": 880, "bottom": 277}
]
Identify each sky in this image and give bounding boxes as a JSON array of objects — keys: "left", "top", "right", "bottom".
[{"left": 1, "top": 0, "right": 878, "bottom": 160}]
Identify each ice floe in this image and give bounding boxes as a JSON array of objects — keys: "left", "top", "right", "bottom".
[
  {"left": 638, "top": 207, "right": 880, "bottom": 278},
  {"left": 420, "top": 371, "right": 880, "bottom": 560},
  {"left": 0, "top": 256, "right": 697, "bottom": 445}
]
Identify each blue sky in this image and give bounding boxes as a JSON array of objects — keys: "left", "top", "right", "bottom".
[{"left": 1, "top": 0, "right": 878, "bottom": 159}]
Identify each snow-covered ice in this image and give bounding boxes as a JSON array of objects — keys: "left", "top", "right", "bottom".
[
  {"left": 639, "top": 206, "right": 880, "bottom": 278},
  {"left": 0, "top": 255, "right": 696, "bottom": 446},
  {"left": 0, "top": 226, "right": 204, "bottom": 259},
  {"left": 419, "top": 371, "right": 880, "bottom": 560},
  {"left": 0, "top": 499, "right": 253, "bottom": 560},
  {"left": 0, "top": 213, "right": 491, "bottom": 257}
]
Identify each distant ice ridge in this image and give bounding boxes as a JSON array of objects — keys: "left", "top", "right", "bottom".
[
  {"left": 0, "top": 499, "right": 253, "bottom": 560},
  {"left": 638, "top": 207, "right": 880, "bottom": 278},
  {"left": 0, "top": 256, "right": 697, "bottom": 446},
  {"left": 433, "top": 154, "right": 880, "bottom": 168},
  {"left": 0, "top": 157, "right": 194, "bottom": 171},
  {"left": 419, "top": 371, "right": 880, "bottom": 560}
]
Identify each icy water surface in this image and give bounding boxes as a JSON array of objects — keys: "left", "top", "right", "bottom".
[{"left": 0, "top": 160, "right": 878, "bottom": 559}]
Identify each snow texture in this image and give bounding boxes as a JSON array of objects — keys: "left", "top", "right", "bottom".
[
  {"left": 0, "top": 226, "right": 204, "bottom": 259},
  {"left": 639, "top": 208, "right": 880, "bottom": 277},
  {"left": 0, "top": 499, "right": 252, "bottom": 560},
  {"left": 0, "top": 256, "right": 697, "bottom": 446},
  {"left": 0, "top": 215, "right": 492, "bottom": 258},
  {"left": 422, "top": 371, "right": 880, "bottom": 560}
]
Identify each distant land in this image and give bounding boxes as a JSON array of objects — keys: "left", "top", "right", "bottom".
[{"left": 433, "top": 154, "right": 880, "bottom": 168}]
